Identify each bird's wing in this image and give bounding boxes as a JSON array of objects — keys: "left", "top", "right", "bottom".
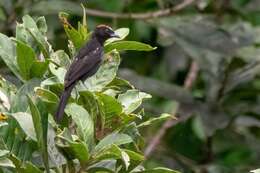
[{"left": 64, "top": 48, "right": 103, "bottom": 88}]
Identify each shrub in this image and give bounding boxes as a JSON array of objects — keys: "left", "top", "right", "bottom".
[{"left": 0, "top": 10, "right": 179, "bottom": 173}]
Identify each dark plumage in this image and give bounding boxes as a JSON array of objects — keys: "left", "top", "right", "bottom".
[{"left": 55, "top": 25, "right": 119, "bottom": 122}]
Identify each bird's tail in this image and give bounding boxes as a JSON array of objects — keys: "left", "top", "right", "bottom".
[{"left": 55, "top": 84, "right": 74, "bottom": 122}]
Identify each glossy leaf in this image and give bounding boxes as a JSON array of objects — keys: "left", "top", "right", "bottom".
[
  {"left": 137, "top": 113, "right": 173, "bottom": 128},
  {"left": 0, "top": 33, "right": 21, "bottom": 80},
  {"left": 95, "top": 132, "right": 132, "bottom": 152},
  {"left": 105, "top": 28, "right": 130, "bottom": 45},
  {"left": 87, "top": 159, "right": 116, "bottom": 173},
  {"left": 97, "top": 93, "right": 122, "bottom": 119},
  {"left": 251, "top": 169, "right": 260, "bottom": 173},
  {"left": 50, "top": 50, "right": 70, "bottom": 68},
  {"left": 35, "top": 87, "right": 59, "bottom": 103},
  {"left": 10, "top": 112, "right": 36, "bottom": 141},
  {"left": 56, "top": 135, "right": 89, "bottom": 164},
  {"left": 59, "top": 12, "right": 86, "bottom": 49},
  {"left": 133, "top": 167, "right": 180, "bottom": 173},
  {"left": 27, "top": 96, "right": 49, "bottom": 171},
  {"left": 65, "top": 103, "right": 94, "bottom": 146},
  {"left": 11, "top": 79, "right": 40, "bottom": 112},
  {"left": 118, "top": 89, "right": 151, "bottom": 114},
  {"left": 0, "top": 158, "right": 15, "bottom": 168},
  {"left": 22, "top": 162, "right": 43, "bottom": 173},
  {"left": 123, "top": 149, "right": 144, "bottom": 162},
  {"left": 49, "top": 63, "right": 66, "bottom": 83},
  {"left": 36, "top": 16, "right": 48, "bottom": 34},
  {"left": 105, "top": 41, "right": 157, "bottom": 53},
  {"left": 22, "top": 15, "right": 51, "bottom": 58},
  {"left": 29, "top": 60, "right": 49, "bottom": 78},
  {"left": 0, "top": 149, "right": 9, "bottom": 158},
  {"left": 16, "top": 40, "right": 35, "bottom": 80}
]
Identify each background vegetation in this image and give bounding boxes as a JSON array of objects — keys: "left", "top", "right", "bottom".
[{"left": 1, "top": 0, "right": 260, "bottom": 173}]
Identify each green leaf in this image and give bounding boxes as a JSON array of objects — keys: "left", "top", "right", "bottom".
[
  {"left": 93, "top": 144, "right": 130, "bottom": 170},
  {"left": 118, "top": 89, "right": 151, "bottom": 114},
  {"left": 35, "top": 87, "right": 59, "bottom": 103},
  {"left": 49, "top": 63, "right": 66, "bottom": 83},
  {"left": 29, "top": 60, "right": 49, "bottom": 78},
  {"left": 137, "top": 113, "right": 173, "bottom": 128},
  {"left": 22, "top": 162, "right": 43, "bottom": 173},
  {"left": 78, "top": 23, "right": 88, "bottom": 42},
  {"left": 56, "top": 135, "right": 89, "bottom": 164},
  {"left": 47, "top": 127, "right": 66, "bottom": 167},
  {"left": 93, "top": 144, "right": 122, "bottom": 161},
  {"left": 9, "top": 155, "right": 43, "bottom": 172},
  {"left": 64, "top": 24, "right": 85, "bottom": 49},
  {"left": 0, "top": 158, "right": 15, "bottom": 168},
  {"left": 0, "top": 33, "right": 21, "bottom": 80},
  {"left": 58, "top": 12, "right": 86, "bottom": 49},
  {"left": 50, "top": 50, "right": 70, "bottom": 67},
  {"left": 0, "top": 149, "right": 9, "bottom": 158},
  {"left": 78, "top": 91, "right": 104, "bottom": 131},
  {"left": 105, "top": 28, "right": 130, "bottom": 45},
  {"left": 95, "top": 132, "right": 132, "bottom": 152},
  {"left": 105, "top": 41, "right": 157, "bottom": 53},
  {"left": 27, "top": 96, "right": 49, "bottom": 171},
  {"left": 78, "top": 4, "right": 88, "bottom": 42},
  {"left": 87, "top": 159, "right": 116, "bottom": 173},
  {"left": 123, "top": 149, "right": 144, "bottom": 162},
  {"left": 121, "top": 149, "right": 130, "bottom": 170},
  {"left": 108, "top": 77, "right": 134, "bottom": 92},
  {"left": 16, "top": 40, "right": 36, "bottom": 80},
  {"left": 68, "top": 141, "right": 89, "bottom": 163},
  {"left": 97, "top": 93, "right": 122, "bottom": 119},
  {"left": 83, "top": 51, "right": 120, "bottom": 92},
  {"left": 22, "top": 15, "right": 51, "bottom": 58},
  {"left": 16, "top": 23, "right": 29, "bottom": 43},
  {"left": 0, "top": 89, "right": 10, "bottom": 111},
  {"left": 133, "top": 167, "right": 181, "bottom": 173},
  {"left": 41, "top": 76, "right": 62, "bottom": 87},
  {"left": 10, "top": 112, "right": 37, "bottom": 141},
  {"left": 36, "top": 16, "right": 48, "bottom": 33},
  {"left": 11, "top": 79, "right": 41, "bottom": 112},
  {"left": 0, "top": 120, "right": 35, "bottom": 163},
  {"left": 251, "top": 169, "right": 260, "bottom": 173},
  {"left": 15, "top": 39, "right": 49, "bottom": 79},
  {"left": 65, "top": 103, "right": 94, "bottom": 146}
]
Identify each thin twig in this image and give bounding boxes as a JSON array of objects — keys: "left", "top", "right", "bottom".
[
  {"left": 84, "top": 0, "right": 195, "bottom": 20},
  {"left": 184, "top": 61, "right": 199, "bottom": 89},
  {"left": 144, "top": 61, "right": 199, "bottom": 158}
]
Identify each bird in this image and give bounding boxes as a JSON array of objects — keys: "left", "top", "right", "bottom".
[{"left": 55, "top": 25, "right": 119, "bottom": 122}]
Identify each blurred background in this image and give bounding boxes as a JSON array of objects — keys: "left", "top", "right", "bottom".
[{"left": 1, "top": 0, "right": 260, "bottom": 172}]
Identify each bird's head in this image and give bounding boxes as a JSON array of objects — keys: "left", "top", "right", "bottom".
[{"left": 94, "top": 25, "right": 119, "bottom": 43}]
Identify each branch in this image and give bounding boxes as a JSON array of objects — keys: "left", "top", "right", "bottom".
[
  {"left": 85, "top": 0, "right": 195, "bottom": 20},
  {"left": 144, "top": 61, "right": 199, "bottom": 158},
  {"left": 184, "top": 61, "right": 199, "bottom": 89}
]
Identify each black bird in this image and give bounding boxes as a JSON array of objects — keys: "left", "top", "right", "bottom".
[{"left": 55, "top": 25, "right": 119, "bottom": 122}]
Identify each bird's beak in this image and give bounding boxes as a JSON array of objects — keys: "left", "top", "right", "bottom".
[{"left": 110, "top": 32, "right": 120, "bottom": 38}]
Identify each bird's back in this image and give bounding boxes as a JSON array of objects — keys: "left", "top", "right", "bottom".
[{"left": 64, "top": 36, "right": 104, "bottom": 88}]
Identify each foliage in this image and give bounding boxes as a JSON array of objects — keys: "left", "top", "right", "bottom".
[
  {"left": 0, "top": 10, "right": 178, "bottom": 173},
  {"left": 1, "top": 0, "right": 260, "bottom": 173}
]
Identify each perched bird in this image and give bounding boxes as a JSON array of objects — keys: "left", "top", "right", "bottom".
[{"left": 55, "top": 25, "right": 119, "bottom": 122}]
